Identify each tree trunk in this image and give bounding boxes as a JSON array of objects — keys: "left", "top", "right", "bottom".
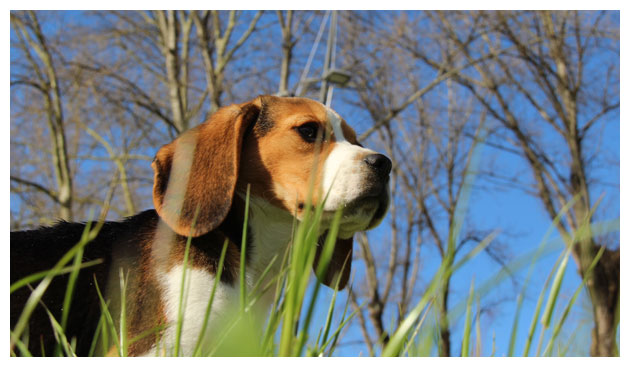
[
  {"left": 277, "top": 10, "right": 293, "bottom": 96},
  {"left": 567, "top": 134, "right": 619, "bottom": 356},
  {"left": 156, "top": 11, "right": 188, "bottom": 133},
  {"left": 586, "top": 246, "right": 620, "bottom": 356},
  {"left": 367, "top": 298, "right": 389, "bottom": 345},
  {"left": 13, "top": 11, "right": 74, "bottom": 221}
]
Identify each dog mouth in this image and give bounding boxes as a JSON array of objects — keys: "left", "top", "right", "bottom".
[
  {"left": 334, "top": 184, "right": 390, "bottom": 237},
  {"left": 350, "top": 185, "right": 389, "bottom": 215}
]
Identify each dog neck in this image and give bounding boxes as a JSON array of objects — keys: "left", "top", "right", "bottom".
[{"left": 239, "top": 194, "right": 294, "bottom": 284}]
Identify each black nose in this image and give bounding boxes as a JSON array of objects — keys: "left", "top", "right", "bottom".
[{"left": 364, "top": 154, "right": 392, "bottom": 177}]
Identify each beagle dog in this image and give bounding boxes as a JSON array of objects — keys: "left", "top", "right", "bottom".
[{"left": 10, "top": 96, "right": 391, "bottom": 356}]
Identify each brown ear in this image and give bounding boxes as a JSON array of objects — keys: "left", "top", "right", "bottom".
[
  {"left": 313, "top": 234, "right": 353, "bottom": 290},
  {"left": 151, "top": 99, "right": 262, "bottom": 237}
]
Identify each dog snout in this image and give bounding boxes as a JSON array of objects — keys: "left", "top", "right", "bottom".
[{"left": 364, "top": 154, "right": 392, "bottom": 178}]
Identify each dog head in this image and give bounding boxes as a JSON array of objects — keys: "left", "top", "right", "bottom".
[{"left": 151, "top": 96, "right": 391, "bottom": 289}]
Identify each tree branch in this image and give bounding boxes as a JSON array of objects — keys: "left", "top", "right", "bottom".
[{"left": 10, "top": 176, "right": 59, "bottom": 204}]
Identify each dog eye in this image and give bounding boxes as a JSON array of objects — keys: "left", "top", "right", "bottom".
[{"left": 295, "top": 122, "right": 320, "bottom": 143}]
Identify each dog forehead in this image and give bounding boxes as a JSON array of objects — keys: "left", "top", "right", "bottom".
[
  {"left": 270, "top": 97, "right": 326, "bottom": 118},
  {"left": 325, "top": 106, "right": 359, "bottom": 144},
  {"left": 326, "top": 107, "right": 353, "bottom": 142},
  {"left": 265, "top": 97, "right": 357, "bottom": 142}
]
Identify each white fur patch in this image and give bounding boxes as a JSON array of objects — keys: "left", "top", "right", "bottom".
[
  {"left": 326, "top": 108, "right": 346, "bottom": 143},
  {"left": 145, "top": 266, "right": 239, "bottom": 356},
  {"left": 246, "top": 196, "right": 294, "bottom": 279}
]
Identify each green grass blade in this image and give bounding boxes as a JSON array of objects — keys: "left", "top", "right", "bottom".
[
  {"left": 278, "top": 211, "right": 315, "bottom": 355},
  {"left": 99, "top": 313, "right": 109, "bottom": 356},
  {"left": 461, "top": 278, "right": 475, "bottom": 357},
  {"left": 542, "top": 245, "right": 606, "bottom": 356},
  {"left": 319, "top": 284, "right": 341, "bottom": 351},
  {"left": 314, "top": 209, "right": 343, "bottom": 281},
  {"left": 173, "top": 226, "right": 193, "bottom": 356},
  {"left": 31, "top": 287, "right": 77, "bottom": 356},
  {"left": 296, "top": 209, "right": 343, "bottom": 356},
  {"left": 452, "top": 231, "right": 499, "bottom": 274},
  {"left": 93, "top": 275, "right": 120, "bottom": 355},
  {"left": 558, "top": 320, "right": 585, "bottom": 356},
  {"left": 44, "top": 307, "right": 76, "bottom": 356},
  {"left": 247, "top": 255, "right": 279, "bottom": 299},
  {"left": 260, "top": 247, "right": 292, "bottom": 355},
  {"left": 240, "top": 184, "right": 251, "bottom": 314},
  {"left": 60, "top": 230, "right": 87, "bottom": 333},
  {"left": 10, "top": 331, "right": 32, "bottom": 357},
  {"left": 10, "top": 259, "right": 104, "bottom": 294},
  {"left": 193, "top": 239, "right": 229, "bottom": 356},
  {"left": 540, "top": 249, "right": 570, "bottom": 329},
  {"left": 401, "top": 298, "right": 435, "bottom": 356},
  {"left": 128, "top": 324, "right": 167, "bottom": 345},
  {"left": 320, "top": 294, "right": 358, "bottom": 355},
  {"left": 87, "top": 314, "right": 105, "bottom": 356},
  {"left": 522, "top": 249, "right": 564, "bottom": 356},
  {"left": 118, "top": 268, "right": 129, "bottom": 356},
  {"left": 173, "top": 205, "right": 202, "bottom": 356},
  {"left": 474, "top": 296, "right": 481, "bottom": 356},
  {"left": 535, "top": 325, "right": 546, "bottom": 356}
]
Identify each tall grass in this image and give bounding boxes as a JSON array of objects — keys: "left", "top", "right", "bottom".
[{"left": 10, "top": 177, "right": 619, "bottom": 357}]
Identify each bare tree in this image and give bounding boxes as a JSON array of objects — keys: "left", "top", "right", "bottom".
[
  {"left": 84, "top": 11, "right": 205, "bottom": 134},
  {"left": 192, "top": 10, "right": 263, "bottom": 114},
  {"left": 399, "top": 10, "right": 619, "bottom": 356},
  {"left": 11, "top": 11, "right": 74, "bottom": 221}
]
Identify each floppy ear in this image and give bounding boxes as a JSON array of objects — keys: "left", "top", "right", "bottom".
[
  {"left": 313, "top": 233, "right": 353, "bottom": 290},
  {"left": 152, "top": 99, "right": 262, "bottom": 237}
]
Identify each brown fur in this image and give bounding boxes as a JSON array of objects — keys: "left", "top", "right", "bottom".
[{"left": 152, "top": 102, "right": 262, "bottom": 238}]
